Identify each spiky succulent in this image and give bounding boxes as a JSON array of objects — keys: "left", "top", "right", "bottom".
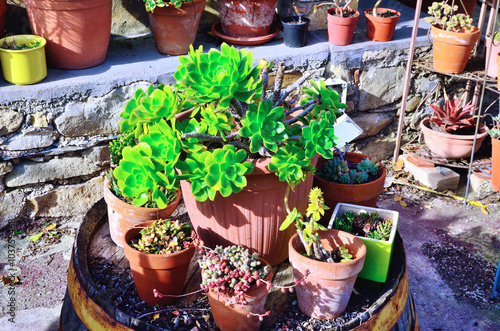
[
  {"left": 429, "top": 90, "right": 477, "bottom": 132},
  {"left": 425, "top": 1, "right": 473, "bottom": 32},
  {"left": 332, "top": 210, "right": 393, "bottom": 241},
  {"left": 130, "top": 219, "right": 193, "bottom": 254}
]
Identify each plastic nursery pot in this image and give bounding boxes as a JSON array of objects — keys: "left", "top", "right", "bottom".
[
  {"left": 281, "top": 16, "right": 310, "bottom": 48},
  {"left": 217, "top": 0, "right": 278, "bottom": 37},
  {"left": 205, "top": 259, "right": 273, "bottom": 331},
  {"left": 103, "top": 178, "right": 182, "bottom": 247},
  {"left": 364, "top": 8, "right": 400, "bottom": 42},
  {"left": 327, "top": 8, "right": 359, "bottom": 46},
  {"left": 288, "top": 229, "right": 366, "bottom": 319},
  {"left": 122, "top": 221, "right": 195, "bottom": 306},
  {"left": 0, "top": 35, "right": 47, "bottom": 85},
  {"left": 430, "top": 25, "right": 480, "bottom": 74}
]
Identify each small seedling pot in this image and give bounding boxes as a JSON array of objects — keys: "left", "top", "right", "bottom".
[{"left": 281, "top": 16, "right": 310, "bottom": 48}]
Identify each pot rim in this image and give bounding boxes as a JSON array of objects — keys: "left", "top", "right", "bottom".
[{"left": 420, "top": 117, "right": 488, "bottom": 140}]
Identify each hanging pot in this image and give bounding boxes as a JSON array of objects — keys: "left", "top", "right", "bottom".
[
  {"left": 0, "top": 35, "right": 47, "bottom": 85},
  {"left": 217, "top": 0, "right": 278, "bottom": 38},
  {"left": 281, "top": 16, "right": 310, "bottom": 48},
  {"left": 123, "top": 221, "right": 195, "bottom": 306},
  {"left": 103, "top": 178, "right": 181, "bottom": 247},
  {"left": 430, "top": 25, "right": 480, "bottom": 74},
  {"left": 327, "top": 8, "right": 359, "bottom": 46},
  {"left": 24, "top": 0, "right": 112, "bottom": 69},
  {"left": 288, "top": 229, "right": 366, "bottom": 319},
  {"left": 205, "top": 259, "right": 273, "bottom": 331},
  {"left": 364, "top": 8, "right": 400, "bottom": 42},
  {"left": 420, "top": 118, "right": 488, "bottom": 159},
  {"left": 148, "top": 0, "right": 206, "bottom": 55}
]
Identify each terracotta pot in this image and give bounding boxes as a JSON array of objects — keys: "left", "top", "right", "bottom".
[
  {"left": 420, "top": 118, "right": 488, "bottom": 159},
  {"left": 327, "top": 8, "right": 359, "bottom": 46},
  {"left": 364, "top": 8, "right": 400, "bottom": 42},
  {"left": 492, "top": 138, "right": 500, "bottom": 191},
  {"left": 123, "top": 221, "right": 195, "bottom": 306},
  {"left": 0, "top": 0, "right": 6, "bottom": 38},
  {"left": 485, "top": 35, "right": 500, "bottom": 78},
  {"left": 313, "top": 153, "right": 386, "bottom": 225},
  {"left": 217, "top": 0, "right": 278, "bottom": 38},
  {"left": 148, "top": 0, "right": 206, "bottom": 55},
  {"left": 103, "top": 178, "right": 181, "bottom": 247},
  {"left": 206, "top": 259, "right": 273, "bottom": 331},
  {"left": 24, "top": 0, "right": 112, "bottom": 69},
  {"left": 288, "top": 230, "right": 366, "bottom": 319},
  {"left": 430, "top": 25, "right": 480, "bottom": 74},
  {"left": 180, "top": 156, "right": 317, "bottom": 266}
]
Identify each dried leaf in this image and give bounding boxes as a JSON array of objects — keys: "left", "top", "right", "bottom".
[
  {"left": 399, "top": 200, "right": 408, "bottom": 207},
  {"left": 28, "top": 232, "right": 44, "bottom": 241},
  {"left": 393, "top": 196, "right": 403, "bottom": 202},
  {"left": 1, "top": 275, "right": 20, "bottom": 285},
  {"left": 424, "top": 205, "right": 432, "bottom": 209},
  {"left": 394, "top": 158, "right": 405, "bottom": 172},
  {"left": 152, "top": 313, "right": 160, "bottom": 321},
  {"left": 44, "top": 223, "right": 57, "bottom": 231},
  {"left": 481, "top": 207, "right": 489, "bottom": 215}
]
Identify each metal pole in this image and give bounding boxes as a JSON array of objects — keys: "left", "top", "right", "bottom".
[{"left": 393, "top": 0, "right": 424, "bottom": 163}]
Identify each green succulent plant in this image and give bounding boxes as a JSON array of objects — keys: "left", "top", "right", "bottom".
[
  {"left": 143, "top": 0, "right": 190, "bottom": 13},
  {"left": 130, "top": 219, "right": 193, "bottom": 254},
  {"left": 332, "top": 210, "right": 393, "bottom": 241},
  {"left": 110, "top": 42, "right": 347, "bottom": 208},
  {"left": 316, "top": 154, "right": 380, "bottom": 185},
  {"left": 425, "top": 1, "right": 474, "bottom": 32}
]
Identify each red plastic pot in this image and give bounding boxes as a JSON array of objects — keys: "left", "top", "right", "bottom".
[
  {"left": 364, "top": 8, "right": 400, "bottom": 42},
  {"left": 288, "top": 230, "right": 366, "bottom": 319},
  {"left": 148, "top": 0, "right": 206, "bottom": 55},
  {"left": 327, "top": 8, "right": 359, "bottom": 46},
  {"left": 24, "top": 0, "right": 112, "bottom": 69},
  {"left": 123, "top": 221, "right": 195, "bottom": 306},
  {"left": 217, "top": 0, "right": 278, "bottom": 37}
]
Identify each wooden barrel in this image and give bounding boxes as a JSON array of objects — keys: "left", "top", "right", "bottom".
[{"left": 58, "top": 198, "right": 418, "bottom": 330}]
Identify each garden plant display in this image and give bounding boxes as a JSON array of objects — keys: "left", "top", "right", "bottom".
[
  {"left": 331, "top": 210, "right": 393, "bottom": 241},
  {"left": 315, "top": 151, "right": 380, "bottom": 185}
]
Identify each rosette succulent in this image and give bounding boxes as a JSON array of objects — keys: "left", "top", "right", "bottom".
[
  {"left": 129, "top": 219, "right": 193, "bottom": 254},
  {"left": 316, "top": 155, "right": 380, "bottom": 185},
  {"left": 425, "top": 1, "right": 474, "bottom": 32}
]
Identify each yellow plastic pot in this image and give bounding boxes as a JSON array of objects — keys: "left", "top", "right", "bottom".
[{"left": 0, "top": 35, "right": 47, "bottom": 85}]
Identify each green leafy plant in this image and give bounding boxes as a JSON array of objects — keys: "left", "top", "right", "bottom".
[
  {"left": 280, "top": 187, "right": 353, "bottom": 262},
  {"left": 143, "top": 0, "right": 190, "bottom": 12},
  {"left": 425, "top": 1, "right": 473, "bottom": 32},
  {"left": 0, "top": 38, "right": 41, "bottom": 50},
  {"left": 428, "top": 89, "right": 477, "bottom": 132},
  {"left": 332, "top": 210, "right": 393, "bottom": 241},
  {"left": 316, "top": 153, "right": 380, "bottom": 184},
  {"left": 487, "top": 114, "right": 500, "bottom": 139},
  {"left": 111, "top": 43, "right": 346, "bottom": 208}
]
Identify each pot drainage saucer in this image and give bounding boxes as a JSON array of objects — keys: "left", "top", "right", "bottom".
[{"left": 211, "top": 22, "right": 279, "bottom": 46}]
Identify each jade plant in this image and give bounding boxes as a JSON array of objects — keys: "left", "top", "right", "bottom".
[
  {"left": 428, "top": 89, "right": 477, "bottom": 133},
  {"left": 111, "top": 43, "right": 346, "bottom": 208},
  {"left": 425, "top": 1, "right": 473, "bottom": 32},
  {"left": 143, "top": 0, "right": 190, "bottom": 12},
  {"left": 280, "top": 187, "right": 353, "bottom": 262},
  {"left": 332, "top": 210, "right": 393, "bottom": 241},
  {"left": 315, "top": 150, "right": 380, "bottom": 184}
]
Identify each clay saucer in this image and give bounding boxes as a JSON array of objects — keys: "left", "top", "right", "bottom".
[{"left": 211, "top": 22, "right": 279, "bottom": 46}]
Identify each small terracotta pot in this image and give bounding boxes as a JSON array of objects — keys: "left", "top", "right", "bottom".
[
  {"left": 327, "top": 8, "right": 359, "bottom": 46},
  {"left": 148, "top": 0, "right": 206, "bottom": 55},
  {"left": 364, "top": 8, "right": 400, "bottom": 42},
  {"left": 205, "top": 259, "right": 273, "bottom": 331},
  {"left": 430, "top": 25, "right": 480, "bottom": 74},
  {"left": 491, "top": 138, "right": 500, "bottom": 191},
  {"left": 420, "top": 118, "right": 488, "bottom": 159},
  {"left": 24, "top": 0, "right": 112, "bottom": 69},
  {"left": 217, "top": 0, "right": 278, "bottom": 37},
  {"left": 288, "top": 230, "right": 366, "bottom": 319},
  {"left": 103, "top": 178, "right": 181, "bottom": 247},
  {"left": 123, "top": 221, "right": 195, "bottom": 306},
  {"left": 313, "top": 153, "right": 386, "bottom": 225}
]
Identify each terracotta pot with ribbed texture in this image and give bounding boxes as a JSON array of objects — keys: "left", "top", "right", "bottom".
[
  {"left": 206, "top": 259, "right": 272, "bottom": 331},
  {"left": 364, "top": 8, "right": 400, "bottom": 42},
  {"left": 103, "top": 178, "right": 181, "bottom": 247},
  {"left": 430, "top": 25, "right": 480, "bottom": 74},
  {"left": 148, "top": 0, "right": 206, "bottom": 55},
  {"left": 327, "top": 8, "right": 359, "bottom": 46},
  {"left": 123, "top": 221, "right": 195, "bottom": 306},
  {"left": 180, "top": 156, "right": 317, "bottom": 266},
  {"left": 420, "top": 118, "right": 488, "bottom": 159},
  {"left": 24, "top": 0, "right": 112, "bottom": 69},
  {"left": 217, "top": 0, "right": 278, "bottom": 37},
  {"left": 289, "top": 230, "right": 366, "bottom": 319}
]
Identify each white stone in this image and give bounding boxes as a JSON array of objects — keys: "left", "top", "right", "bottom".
[
  {"left": 0, "top": 130, "right": 58, "bottom": 151},
  {"left": 0, "top": 107, "right": 23, "bottom": 136}
]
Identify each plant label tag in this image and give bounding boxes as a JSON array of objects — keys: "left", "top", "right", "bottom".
[{"left": 334, "top": 114, "right": 363, "bottom": 148}]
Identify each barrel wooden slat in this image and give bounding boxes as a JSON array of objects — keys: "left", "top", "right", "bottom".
[{"left": 59, "top": 198, "right": 418, "bottom": 330}]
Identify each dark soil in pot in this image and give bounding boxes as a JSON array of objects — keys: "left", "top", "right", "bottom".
[
  {"left": 374, "top": 9, "right": 399, "bottom": 17},
  {"left": 330, "top": 7, "right": 358, "bottom": 18},
  {"left": 429, "top": 121, "right": 477, "bottom": 135}
]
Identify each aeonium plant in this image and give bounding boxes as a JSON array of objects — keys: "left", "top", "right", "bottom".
[
  {"left": 425, "top": 1, "right": 474, "bottom": 32},
  {"left": 111, "top": 43, "right": 346, "bottom": 207}
]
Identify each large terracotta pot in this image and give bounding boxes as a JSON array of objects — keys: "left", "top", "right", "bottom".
[
  {"left": 430, "top": 25, "right": 480, "bottom": 74},
  {"left": 148, "top": 0, "right": 206, "bottom": 55},
  {"left": 0, "top": 0, "right": 6, "bottom": 38},
  {"left": 327, "top": 8, "right": 359, "bottom": 46},
  {"left": 123, "top": 221, "right": 195, "bottom": 306},
  {"left": 492, "top": 138, "right": 500, "bottom": 191},
  {"left": 103, "top": 178, "right": 181, "bottom": 247},
  {"left": 206, "top": 259, "right": 272, "bottom": 331},
  {"left": 364, "top": 8, "right": 400, "bottom": 42},
  {"left": 485, "top": 35, "right": 500, "bottom": 78},
  {"left": 313, "top": 153, "right": 386, "bottom": 225},
  {"left": 420, "top": 118, "right": 488, "bottom": 159},
  {"left": 288, "top": 229, "right": 366, "bottom": 319},
  {"left": 24, "top": 0, "right": 112, "bottom": 69},
  {"left": 180, "top": 156, "right": 317, "bottom": 266},
  {"left": 217, "top": 0, "right": 278, "bottom": 38}
]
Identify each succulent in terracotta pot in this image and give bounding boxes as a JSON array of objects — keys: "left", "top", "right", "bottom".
[
  {"left": 128, "top": 219, "right": 194, "bottom": 253},
  {"left": 316, "top": 152, "right": 380, "bottom": 185}
]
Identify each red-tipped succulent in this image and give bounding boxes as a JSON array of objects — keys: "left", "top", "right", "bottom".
[{"left": 429, "top": 90, "right": 477, "bottom": 132}]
